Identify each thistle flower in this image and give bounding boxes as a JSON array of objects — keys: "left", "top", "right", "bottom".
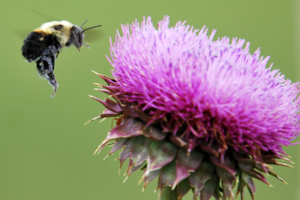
[{"left": 88, "top": 16, "right": 300, "bottom": 200}]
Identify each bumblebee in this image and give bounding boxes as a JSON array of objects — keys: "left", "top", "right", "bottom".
[{"left": 22, "top": 19, "right": 101, "bottom": 97}]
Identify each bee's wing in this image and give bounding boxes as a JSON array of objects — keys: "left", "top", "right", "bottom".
[
  {"left": 16, "top": 9, "right": 58, "bottom": 41},
  {"left": 29, "top": 8, "right": 59, "bottom": 22},
  {"left": 14, "top": 28, "right": 33, "bottom": 41},
  {"left": 83, "top": 28, "right": 105, "bottom": 43}
]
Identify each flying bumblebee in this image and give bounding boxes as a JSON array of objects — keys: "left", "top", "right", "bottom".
[{"left": 21, "top": 19, "right": 101, "bottom": 97}]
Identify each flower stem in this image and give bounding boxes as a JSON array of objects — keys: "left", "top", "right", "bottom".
[{"left": 159, "top": 186, "right": 178, "bottom": 200}]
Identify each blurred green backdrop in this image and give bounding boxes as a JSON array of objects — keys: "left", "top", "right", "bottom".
[{"left": 0, "top": 0, "right": 299, "bottom": 199}]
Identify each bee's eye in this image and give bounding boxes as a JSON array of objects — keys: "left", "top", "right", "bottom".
[{"left": 54, "top": 25, "right": 64, "bottom": 30}]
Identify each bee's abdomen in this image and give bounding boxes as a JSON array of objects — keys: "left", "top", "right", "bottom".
[
  {"left": 22, "top": 31, "right": 47, "bottom": 62},
  {"left": 22, "top": 30, "right": 62, "bottom": 62}
]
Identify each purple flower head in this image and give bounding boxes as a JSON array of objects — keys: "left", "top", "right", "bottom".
[
  {"left": 108, "top": 16, "right": 300, "bottom": 156},
  {"left": 90, "top": 16, "right": 300, "bottom": 199}
]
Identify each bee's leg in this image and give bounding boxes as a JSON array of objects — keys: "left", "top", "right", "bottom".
[
  {"left": 36, "top": 58, "right": 44, "bottom": 77},
  {"left": 56, "top": 51, "right": 60, "bottom": 58},
  {"left": 82, "top": 43, "right": 90, "bottom": 49},
  {"left": 36, "top": 47, "right": 58, "bottom": 97},
  {"left": 47, "top": 45, "right": 57, "bottom": 71}
]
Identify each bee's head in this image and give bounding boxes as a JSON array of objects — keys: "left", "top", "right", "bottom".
[{"left": 66, "top": 19, "right": 101, "bottom": 51}]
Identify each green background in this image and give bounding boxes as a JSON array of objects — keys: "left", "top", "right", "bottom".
[{"left": 0, "top": 0, "right": 299, "bottom": 199}]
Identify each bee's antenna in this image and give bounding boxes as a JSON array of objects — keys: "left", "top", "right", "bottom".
[
  {"left": 82, "top": 25, "right": 102, "bottom": 33},
  {"left": 80, "top": 18, "right": 89, "bottom": 28}
]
